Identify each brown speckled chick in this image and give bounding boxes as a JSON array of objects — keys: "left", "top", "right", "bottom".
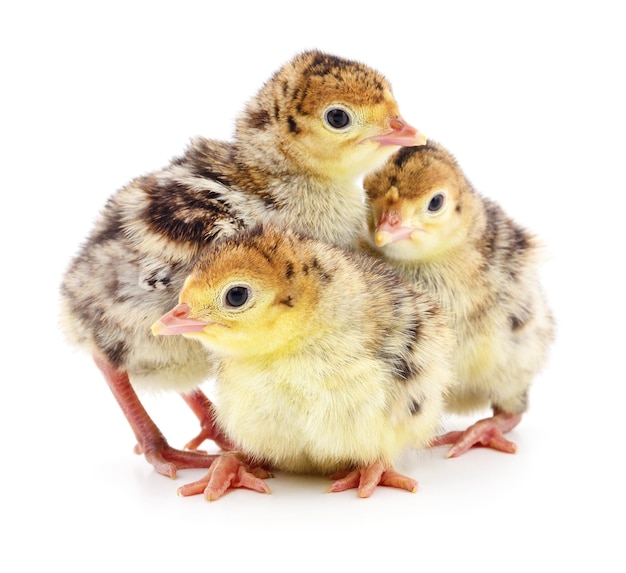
[
  {"left": 59, "top": 50, "right": 426, "bottom": 478},
  {"left": 363, "top": 141, "right": 555, "bottom": 457},
  {"left": 152, "top": 224, "right": 455, "bottom": 499}
]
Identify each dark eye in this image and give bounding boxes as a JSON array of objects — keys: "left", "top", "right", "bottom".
[
  {"left": 324, "top": 107, "right": 351, "bottom": 129},
  {"left": 224, "top": 286, "right": 250, "bottom": 308},
  {"left": 428, "top": 193, "right": 445, "bottom": 212}
]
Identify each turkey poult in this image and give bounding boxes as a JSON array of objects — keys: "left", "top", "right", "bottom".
[
  {"left": 59, "top": 50, "right": 426, "bottom": 478},
  {"left": 152, "top": 224, "right": 455, "bottom": 499},
  {"left": 363, "top": 141, "right": 555, "bottom": 458}
]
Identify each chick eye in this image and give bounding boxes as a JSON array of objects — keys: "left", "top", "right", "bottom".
[
  {"left": 428, "top": 193, "right": 445, "bottom": 212},
  {"left": 324, "top": 107, "right": 351, "bottom": 129},
  {"left": 224, "top": 286, "right": 250, "bottom": 308}
]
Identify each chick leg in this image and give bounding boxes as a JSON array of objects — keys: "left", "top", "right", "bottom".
[
  {"left": 432, "top": 410, "right": 522, "bottom": 458},
  {"left": 93, "top": 353, "right": 218, "bottom": 478},
  {"left": 180, "top": 389, "right": 236, "bottom": 452},
  {"left": 177, "top": 452, "right": 272, "bottom": 501},
  {"left": 327, "top": 461, "right": 418, "bottom": 498}
]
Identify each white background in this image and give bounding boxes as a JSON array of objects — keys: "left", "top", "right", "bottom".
[{"left": 2, "top": 1, "right": 624, "bottom": 571}]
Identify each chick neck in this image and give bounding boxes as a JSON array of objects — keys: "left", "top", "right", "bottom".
[{"left": 231, "top": 138, "right": 368, "bottom": 248}]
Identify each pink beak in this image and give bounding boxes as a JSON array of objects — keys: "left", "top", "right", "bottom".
[
  {"left": 368, "top": 118, "right": 427, "bottom": 147},
  {"left": 374, "top": 211, "right": 419, "bottom": 247},
  {"left": 151, "top": 303, "right": 211, "bottom": 336}
]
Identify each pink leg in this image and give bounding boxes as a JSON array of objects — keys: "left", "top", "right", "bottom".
[
  {"left": 327, "top": 461, "right": 418, "bottom": 498},
  {"left": 94, "top": 353, "right": 218, "bottom": 478},
  {"left": 177, "top": 452, "right": 272, "bottom": 501},
  {"left": 180, "top": 389, "right": 236, "bottom": 452},
  {"left": 431, "top": 410, "right": 522, "bottom": 458}
]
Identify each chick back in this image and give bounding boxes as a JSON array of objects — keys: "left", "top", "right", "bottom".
[{"left": 59, "top": 139, "right": 260, "bottom": 391}]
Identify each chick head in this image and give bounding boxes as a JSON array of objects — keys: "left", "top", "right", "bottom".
[
  {"left": 152, "top": 226, "right": 321, "bottom": 358},
  {"left": 237, "top": 49, "right": 426, "bottom": 180},
  {"left": 364, "top": 142, "right": 472, "bottom": 262}
]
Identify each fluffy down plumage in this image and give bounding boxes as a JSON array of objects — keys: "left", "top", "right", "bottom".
[
  {"left": 59, "top": 49, "right": 426, "bottom": 477},
  {"left": 153, "top": 224, "right": 456, "bottom": 498},
  {"left": 363, "top": 140, "right": 555, "bottom": 457}
]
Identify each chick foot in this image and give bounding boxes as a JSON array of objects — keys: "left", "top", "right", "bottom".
[
  {"left": 432, "top": 411, "right": 522, "bottom": 458},
  {"left": 177, "top": 452, "right": 272, "bottom": 501},
  {"left": 327, "top": 461, "right": 418, "bottom": 498},
  {"left": 181, "top": 388, "right": 236, "bottom": 451},
  {"left": 133, "top": 438, "right": 220, "bottom": 479},
  {"left": 94, "top": 353, "right": 218, "bottom": 478}
]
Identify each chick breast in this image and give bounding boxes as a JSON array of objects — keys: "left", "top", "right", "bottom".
[{"left": 159, "top": 224, "right": 456, "bottom": 475}]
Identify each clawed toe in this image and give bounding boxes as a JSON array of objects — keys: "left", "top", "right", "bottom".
[{"left": 327, "top": 462, "right": 418, "bottom": 498}]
